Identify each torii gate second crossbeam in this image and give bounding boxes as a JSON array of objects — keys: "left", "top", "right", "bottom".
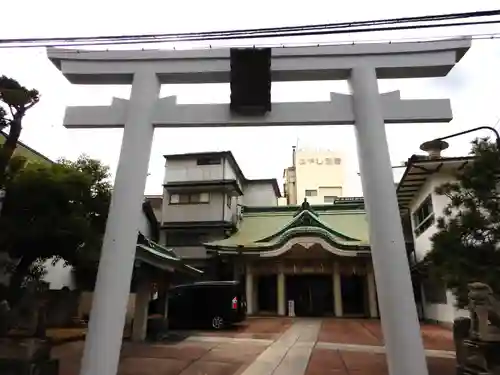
[{"left": 48, "top": 38, "right": 471, "bottom": 375}]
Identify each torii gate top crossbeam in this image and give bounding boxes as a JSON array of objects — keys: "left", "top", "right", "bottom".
[{"left": 47, "top": 38, "right": 470, "bottom": 85}]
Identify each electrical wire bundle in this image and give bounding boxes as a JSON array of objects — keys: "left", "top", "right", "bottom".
[{"left": 1, "top": 9, "right": 500, "bottom": 49}]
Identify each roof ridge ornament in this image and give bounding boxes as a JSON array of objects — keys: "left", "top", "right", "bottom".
[
  {"left": 301, "top": 198, "right": 311, "bottom": 210},
  {"left": 294, "top": 198, "right": 317, "bottom": 217}
]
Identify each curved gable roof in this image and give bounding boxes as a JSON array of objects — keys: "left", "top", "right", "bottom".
[
  {"left": 204, "top": 202, "right": 370, "bottom": 253},
  {"left": 257, "top": 207, "right": 361, "bottom": 243}
]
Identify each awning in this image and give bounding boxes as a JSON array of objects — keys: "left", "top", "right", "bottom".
[
  {"left": 136, "top": 233, "right": 203, "bottom": 276},
  {"left": 396, "top": 156, "right": 473, "bottom": 210}
]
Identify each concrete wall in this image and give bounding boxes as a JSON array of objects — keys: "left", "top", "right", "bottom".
[
  {"left": 422, "top": 290, "right": 469, "bottom": 326},
  {"left": 162, "top": 190, "right": 229, "bottom": 223},
  {"left": 164, "top": 158, "right": 225, "bottom": 183},
  {"left": 409, "top": 173, "right": 468, "bottom": 324},
  {"left": 411, "top": 173, "right": 458, "bottom": 261},
  {"left": 277, "top": 197, "right": 288, "bottom": 206},
  {"left": 164, "top": 157, "right": 242, "bottom": 191},
  {"left": 294, "top": 149, "right": 345, "bottom": 204},
  {"left": 283, "top": 167, "right": 297, "bottom": 205},
  {"left": 223, "top": 158, "right": 238, "bottom": 181},
  {"left": 78, "top": 291, "right": 136, "bottom": 325},
  {"left": 243, "top": 182, "right": 278, "bottom": 207}
]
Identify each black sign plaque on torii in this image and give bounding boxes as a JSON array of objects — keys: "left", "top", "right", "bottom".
[{"left": 230, "top": 48, "right": 272, "bottom": 116}]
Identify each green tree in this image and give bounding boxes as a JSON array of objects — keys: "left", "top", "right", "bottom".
[
  {"left": 424, "top": 137, "right": 500, "bottom": 308},
  {"left": 0, "top": 155, "right": 111, "bottom": 304},
  {"left": 0, "top": 76, "right": 40, "bottom": 188}
]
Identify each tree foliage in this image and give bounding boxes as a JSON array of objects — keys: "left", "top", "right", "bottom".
[
  {"left": 0, "top": 76, "right": 40, "bottom": 188},
  {"left": 0, "top": 155, "right": 111, "bottom": 302},
  {"left": 424, "top": 137, "right": 500, "bottom": 308}
]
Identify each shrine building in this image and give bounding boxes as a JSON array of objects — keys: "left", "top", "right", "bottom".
[{"left": 157, "top": 150, "right": 380, "bottom": 318}]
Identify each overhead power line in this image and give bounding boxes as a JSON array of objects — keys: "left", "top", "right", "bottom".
[
  {"left": 12, "top": 19, "right": 497, "bottom": 49},
  {"left": 10, "top": 31, "right": 500, "bottom": 55},
  {"left": 6, "top": 19, "right": 497, "bottom": 50},
  {"left": 1, "top": 9, "right": 500, "bottom": 49},
  {"left": 2, "top": 9, "right": 499, "bottom": 45}
]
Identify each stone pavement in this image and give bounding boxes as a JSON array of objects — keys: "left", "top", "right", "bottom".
[
  {"left": 53, "top": 318, "right": 456, "bottom": 375},
  {"left": 187, "top": 316, "right": 294, "bottom": 341},
  {"left": 239, "top": 319, "right": 321, "bottom": 375},
  {"left": 53, "top": 337, "right": 270, "bottom": 375},
  {"left": 318, "top": 318, "right": 454, "bottom": 351},
  {"left": 305, "top": 348, "right": 454, "bottom": 375}
]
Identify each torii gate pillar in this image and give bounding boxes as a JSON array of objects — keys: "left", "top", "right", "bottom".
[
  {"left": 78, "top": 70, "right": 160, "bottom": 375},
  {"left": 350, "top": 66, "right": 427, "bottom": 375}
]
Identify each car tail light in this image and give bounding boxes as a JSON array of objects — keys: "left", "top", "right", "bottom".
[{"left": 232, "top": 297, "right": 238, "bottom": 310}]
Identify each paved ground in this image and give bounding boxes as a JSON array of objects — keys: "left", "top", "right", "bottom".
[
  {"left": 53, "top": 318, "right": 456, "bottom": 375},
  {"left": 187, "top": 316, "right": 294, "bottom": 341},
  {"left": 239, "top": 319, "right": 321, "bottom": 375},
  {"left": 54, "top": 339, "right": 269, "bottom": 375},
  {"left": 306, "top": 349, "right": 454, "bottom": 375},
  {"left": 318, "top": 319, "right": 454, "bottom": 351}
]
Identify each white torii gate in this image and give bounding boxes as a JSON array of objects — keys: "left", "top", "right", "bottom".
[{"left": 48, "top": 38, "right": 470, "bottom": 375}]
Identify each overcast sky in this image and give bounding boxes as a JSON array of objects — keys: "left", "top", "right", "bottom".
[{"left": 1, "top": 0, "right": 500, "bottom": 196}]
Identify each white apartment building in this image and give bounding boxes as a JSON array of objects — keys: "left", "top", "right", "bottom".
[
  {"left": 283, "top": 147, "right": 345, "bottom": 205},
  {"left": 160, "top": 151, "right": 281, "bottom": 278},
  {"left": 397, "top": 151, "right": 472, "bottom": 326}
]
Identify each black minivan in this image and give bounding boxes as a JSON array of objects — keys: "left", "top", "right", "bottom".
[{"left": 167, "top": 281, "right": 246, "bottom": 330}]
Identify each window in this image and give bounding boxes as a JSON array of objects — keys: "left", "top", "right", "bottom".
[
  {"left": 196, "top": 157, "right": 221, "bottom": 165},
  {"left": 324, "top": 196, "right": 337, "bottom": 203},
  {"left": 334, "top": 158, "right": 342, "bottom": 165},
  {"left": 226, "top": 195, "right": 232, "bottom": 209},
  {"left": 169, "top": 192, "right": 210, "bottom": 204},
  {"left": 189, "top": 192, "right": 210, "bottom": 204},
  {"left": 305, "top": 189, "right": 317, "bottom": 197},
  {"left": 412, "top": 195, "right": 435, "bottom": 236}
]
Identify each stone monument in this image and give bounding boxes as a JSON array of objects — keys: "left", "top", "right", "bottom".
[
  {"left": 0, "top": 283, "right": 58, "bottom": 375},
  {"left": 454, "top": 282, "right": 500, "bottom": 375}
]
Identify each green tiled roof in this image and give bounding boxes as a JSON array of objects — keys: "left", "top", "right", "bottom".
[
  {"left": 137, "top": 233, "right": 203, "bottom": 275},
  {"left": 204, "top": 203, "right": 370, "bottom": 251},
  {"left": 0, "top": 131, "right": 54, "bottom": 165}
]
